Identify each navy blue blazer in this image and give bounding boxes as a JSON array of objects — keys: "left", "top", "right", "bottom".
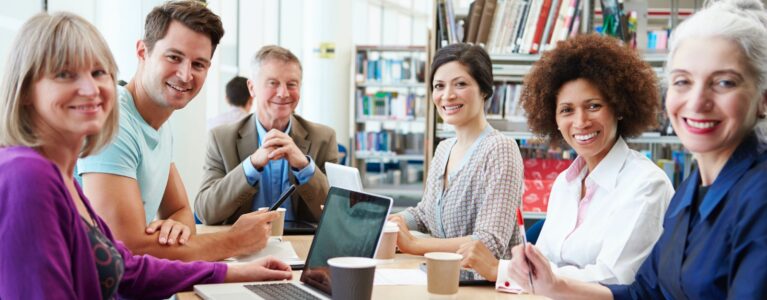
[{"left": 608, "top": 134, "right": 767, "bottom": 299}]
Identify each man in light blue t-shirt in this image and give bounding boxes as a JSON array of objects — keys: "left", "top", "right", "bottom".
[{"left": 77, "top": 1, "right": 276, "bottom": 262}]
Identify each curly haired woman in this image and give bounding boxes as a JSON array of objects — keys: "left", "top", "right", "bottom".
[{"left": 459, "top": 34, "right": 674, "bottom": 290}]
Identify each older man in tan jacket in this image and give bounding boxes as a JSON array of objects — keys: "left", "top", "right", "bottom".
[{"left": 196, "top": 45, "right": 338, "bottom": 225}]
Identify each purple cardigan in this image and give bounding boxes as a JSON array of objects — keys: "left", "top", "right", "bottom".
[{"left": 0, "top": 146, "right": 227, "bottom": 299}]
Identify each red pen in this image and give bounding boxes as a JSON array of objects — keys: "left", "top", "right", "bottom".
[{"left": 517, "top": 208, "right": 535, "bottom": 294}]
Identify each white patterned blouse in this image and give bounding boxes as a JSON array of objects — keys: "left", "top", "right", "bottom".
[{"left": 401, "top": 126, "right": 524, "bottom": 259}]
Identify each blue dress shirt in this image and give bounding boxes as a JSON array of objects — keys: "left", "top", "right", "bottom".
[
  {"left": 241, "top": 117, "right": 315, "bottom": 221},
  {"left": 607, "top": 133, "right": 767, "bottom": 299}
]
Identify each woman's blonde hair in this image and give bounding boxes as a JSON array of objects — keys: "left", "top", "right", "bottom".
[{"left": 0, "top": 12, "right": 119, "bottom": 157}]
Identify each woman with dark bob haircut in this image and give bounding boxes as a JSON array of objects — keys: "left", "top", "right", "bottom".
[
  {"left": 389, "top": 43, "right": 525, "bottom": 260},
  {"left": 461, "top": 34, "right": 674, "bottom": 290}
]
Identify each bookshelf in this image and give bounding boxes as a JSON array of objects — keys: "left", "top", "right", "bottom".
[
  {"left": 429, "top": 0, "right": 699, "bottom": 219},
  {"left": 350, "top": 45, "right": 428, "bottom": 206}
]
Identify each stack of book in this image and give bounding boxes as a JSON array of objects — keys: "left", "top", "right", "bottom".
[
  {"left": 356, "top": 90, "right": 425, "bottom": 120},
  {"left": 355, "top": 52, "right": 426, "bottom": 83},
  {"left": 485, "top": 82, "right": 525, "bottom": 120},
  {"left": 438, "top": 0, "right": 586, "bottom": 54},
  {"left": 355, "top": 131, "right": 425, "bottom": 156}
]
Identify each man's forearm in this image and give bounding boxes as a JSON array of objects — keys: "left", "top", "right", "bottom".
[{"left": 126, "top": 230, "right": 246, "bottom": 261}]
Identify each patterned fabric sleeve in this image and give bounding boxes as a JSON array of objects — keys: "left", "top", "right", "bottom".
[
  {"left": 401, "top": 140, "right": 451, "bottom": 233},
  {"left": 472, "top": 135, "right": 524, "bottom": 259}
]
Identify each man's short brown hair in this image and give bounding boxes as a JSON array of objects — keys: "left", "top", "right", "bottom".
[{"left": 143, "top": 0, "right": 224, "bottom": 56}]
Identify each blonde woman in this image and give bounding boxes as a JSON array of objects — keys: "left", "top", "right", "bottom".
[{"left": 0, "top": 12, "right": 290, "bottom": 299}]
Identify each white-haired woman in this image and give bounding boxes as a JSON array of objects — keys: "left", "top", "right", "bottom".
[{"left": 507, "top": 0, "right": 767, "bottom": 299}]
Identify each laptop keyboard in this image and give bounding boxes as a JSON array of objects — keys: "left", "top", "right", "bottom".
[{"left": 245, "top": 283, "right": 322, "bottom": 300}]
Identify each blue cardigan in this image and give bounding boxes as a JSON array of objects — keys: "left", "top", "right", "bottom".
[
  {"left": 0, "top": 146, "right": 227, "bottom": 299},
  {"left": 608, "top": 134, "right": 767, "bottom": 299}
]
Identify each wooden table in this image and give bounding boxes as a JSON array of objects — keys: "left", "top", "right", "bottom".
[{"left": 177, "top": 226, "right": 546, "bottom": 300}]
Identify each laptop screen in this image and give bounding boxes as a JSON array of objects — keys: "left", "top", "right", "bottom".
[{"left": 299, "top": 187, "right": 392, "bottom": 296}]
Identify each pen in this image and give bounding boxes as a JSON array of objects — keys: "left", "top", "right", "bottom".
[
  {"left": 516, "top": 208, "right": 535, "bottom": 294},
  {"left": 269, "top": 184, "right": 297, "bottom": 211}
]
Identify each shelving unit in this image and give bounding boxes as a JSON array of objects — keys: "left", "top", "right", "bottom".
[
  {"left": 350, "top": 45, "right": 428, "bottom": 204},
  {"left": 427, "top": 0, "right": 700, "bottom": 219}
]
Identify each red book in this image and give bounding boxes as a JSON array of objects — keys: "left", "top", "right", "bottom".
[{"left": 529, "top": 0, "right": 553, "bottom": 54}]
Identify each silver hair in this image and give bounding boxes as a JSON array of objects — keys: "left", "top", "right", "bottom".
[
  {"left": 249, "top": 45, "right": 302, "bottom": 80},
  {"left": 666, "top": 0, "right": 767, "bottom": 91},
  {"left": 667, "top": 0, "right": 767, "bottom": 141}
]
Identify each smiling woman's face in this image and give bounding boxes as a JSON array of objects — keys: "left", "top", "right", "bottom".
[
  {"left": 29, "top": 62, "right": 115, "bottom": 144},
  {"left": 555, "top": 78, "right": 618, "bottom": 168},
  {"left": 666, "top": 37, "right": 762, "bottom": 160},
  {"left": 431, "top": 61, "right": 485, "bottom": 127}
]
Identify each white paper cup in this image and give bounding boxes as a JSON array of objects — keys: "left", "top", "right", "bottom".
[
  {"left": 257, "top": 207, "right": 286, "bottom": 237},
  {"left": 375, "top": 221, "right": 399, "bottom": 259}
]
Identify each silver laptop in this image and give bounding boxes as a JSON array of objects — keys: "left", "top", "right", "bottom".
[
  {"left": 325, "top": 162, "right": 364, "bottom": 192},
  {"left": 195, "top": 187, "right": 393, "bottom": 300}
]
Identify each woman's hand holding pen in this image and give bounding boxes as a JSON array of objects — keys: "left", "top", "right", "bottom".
[{"left": 509, "top": 243, "right": 560, "bottom": 296}]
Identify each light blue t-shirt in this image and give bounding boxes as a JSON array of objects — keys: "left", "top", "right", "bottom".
[{"left": 76, "top": 86, "right": 173, "bottom": 224}]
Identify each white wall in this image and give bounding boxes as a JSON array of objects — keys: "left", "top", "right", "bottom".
[
  {"left": 0, "top": 1, "right": 43, "bottom": 82},
  {"left": 300, "top": 0, "right": 353, "bottom": 149}
]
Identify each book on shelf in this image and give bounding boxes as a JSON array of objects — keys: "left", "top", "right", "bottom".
[
  {"left": 529, "top": 0, "right": 554, "bottom": 54},
  {"left": 476, "top": 0, "right": 498, "bottom": 46},
  {"left": 355, "top": 131, "right": 425, "bottom": 156},
  {"left": 445, "top": 0, "right": 460, "bottom": 44},
  {"left": 438, "top": 0, "right": 587, "bottom": 54},
  {"left": 355, "top": 51, "right": 426, "bottom": 84},
  {"left": 647, "top": 29, "right": 669, "bottom": 50},
  {"left": 356, "top": 90, "right": 425, "bottom": 120},
  {"left": 486, "top": 0, "right": 507, "bottom": 52},
  {"left": 465, "top": 0, "right": 484, "bottom": 43},
  {"left": 539, "top": 0, "right": 563, "bottom": 52},
  {"left": 483, "top": 82, "right": 525, "bottom": 120}
]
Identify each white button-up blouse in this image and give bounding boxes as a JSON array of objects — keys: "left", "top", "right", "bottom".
[{"left": 498, "top": 137, "right": 674, "bottom": 288}]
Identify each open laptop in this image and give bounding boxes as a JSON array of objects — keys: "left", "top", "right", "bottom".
[
  {"left": 195, "top": 187, "right": 393, "bottom": 300},
  {"left": 325, "top": 162, "right": 364, "bottom": 192}
]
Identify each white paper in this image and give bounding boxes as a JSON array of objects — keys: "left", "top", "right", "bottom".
[
  {"left": 225, "top": 238, "right": 303, "bottom": 266},
  {"left": 373, "top": 269, "right": 427, "bottom": 286}
]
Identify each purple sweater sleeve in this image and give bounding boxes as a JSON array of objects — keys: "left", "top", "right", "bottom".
[
  {"left": 1, "top": 147, "right": 227, "bottom": 299},
  {"left": 0, "top": 154, "right": 80, "bottom": 299},
  {"left": 113, "top": 238, "right": 227, "bottom": 299}
]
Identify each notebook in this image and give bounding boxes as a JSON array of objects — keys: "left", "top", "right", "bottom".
[{"left": 195, "top": 187, "right": 393, "bottom": 300}]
